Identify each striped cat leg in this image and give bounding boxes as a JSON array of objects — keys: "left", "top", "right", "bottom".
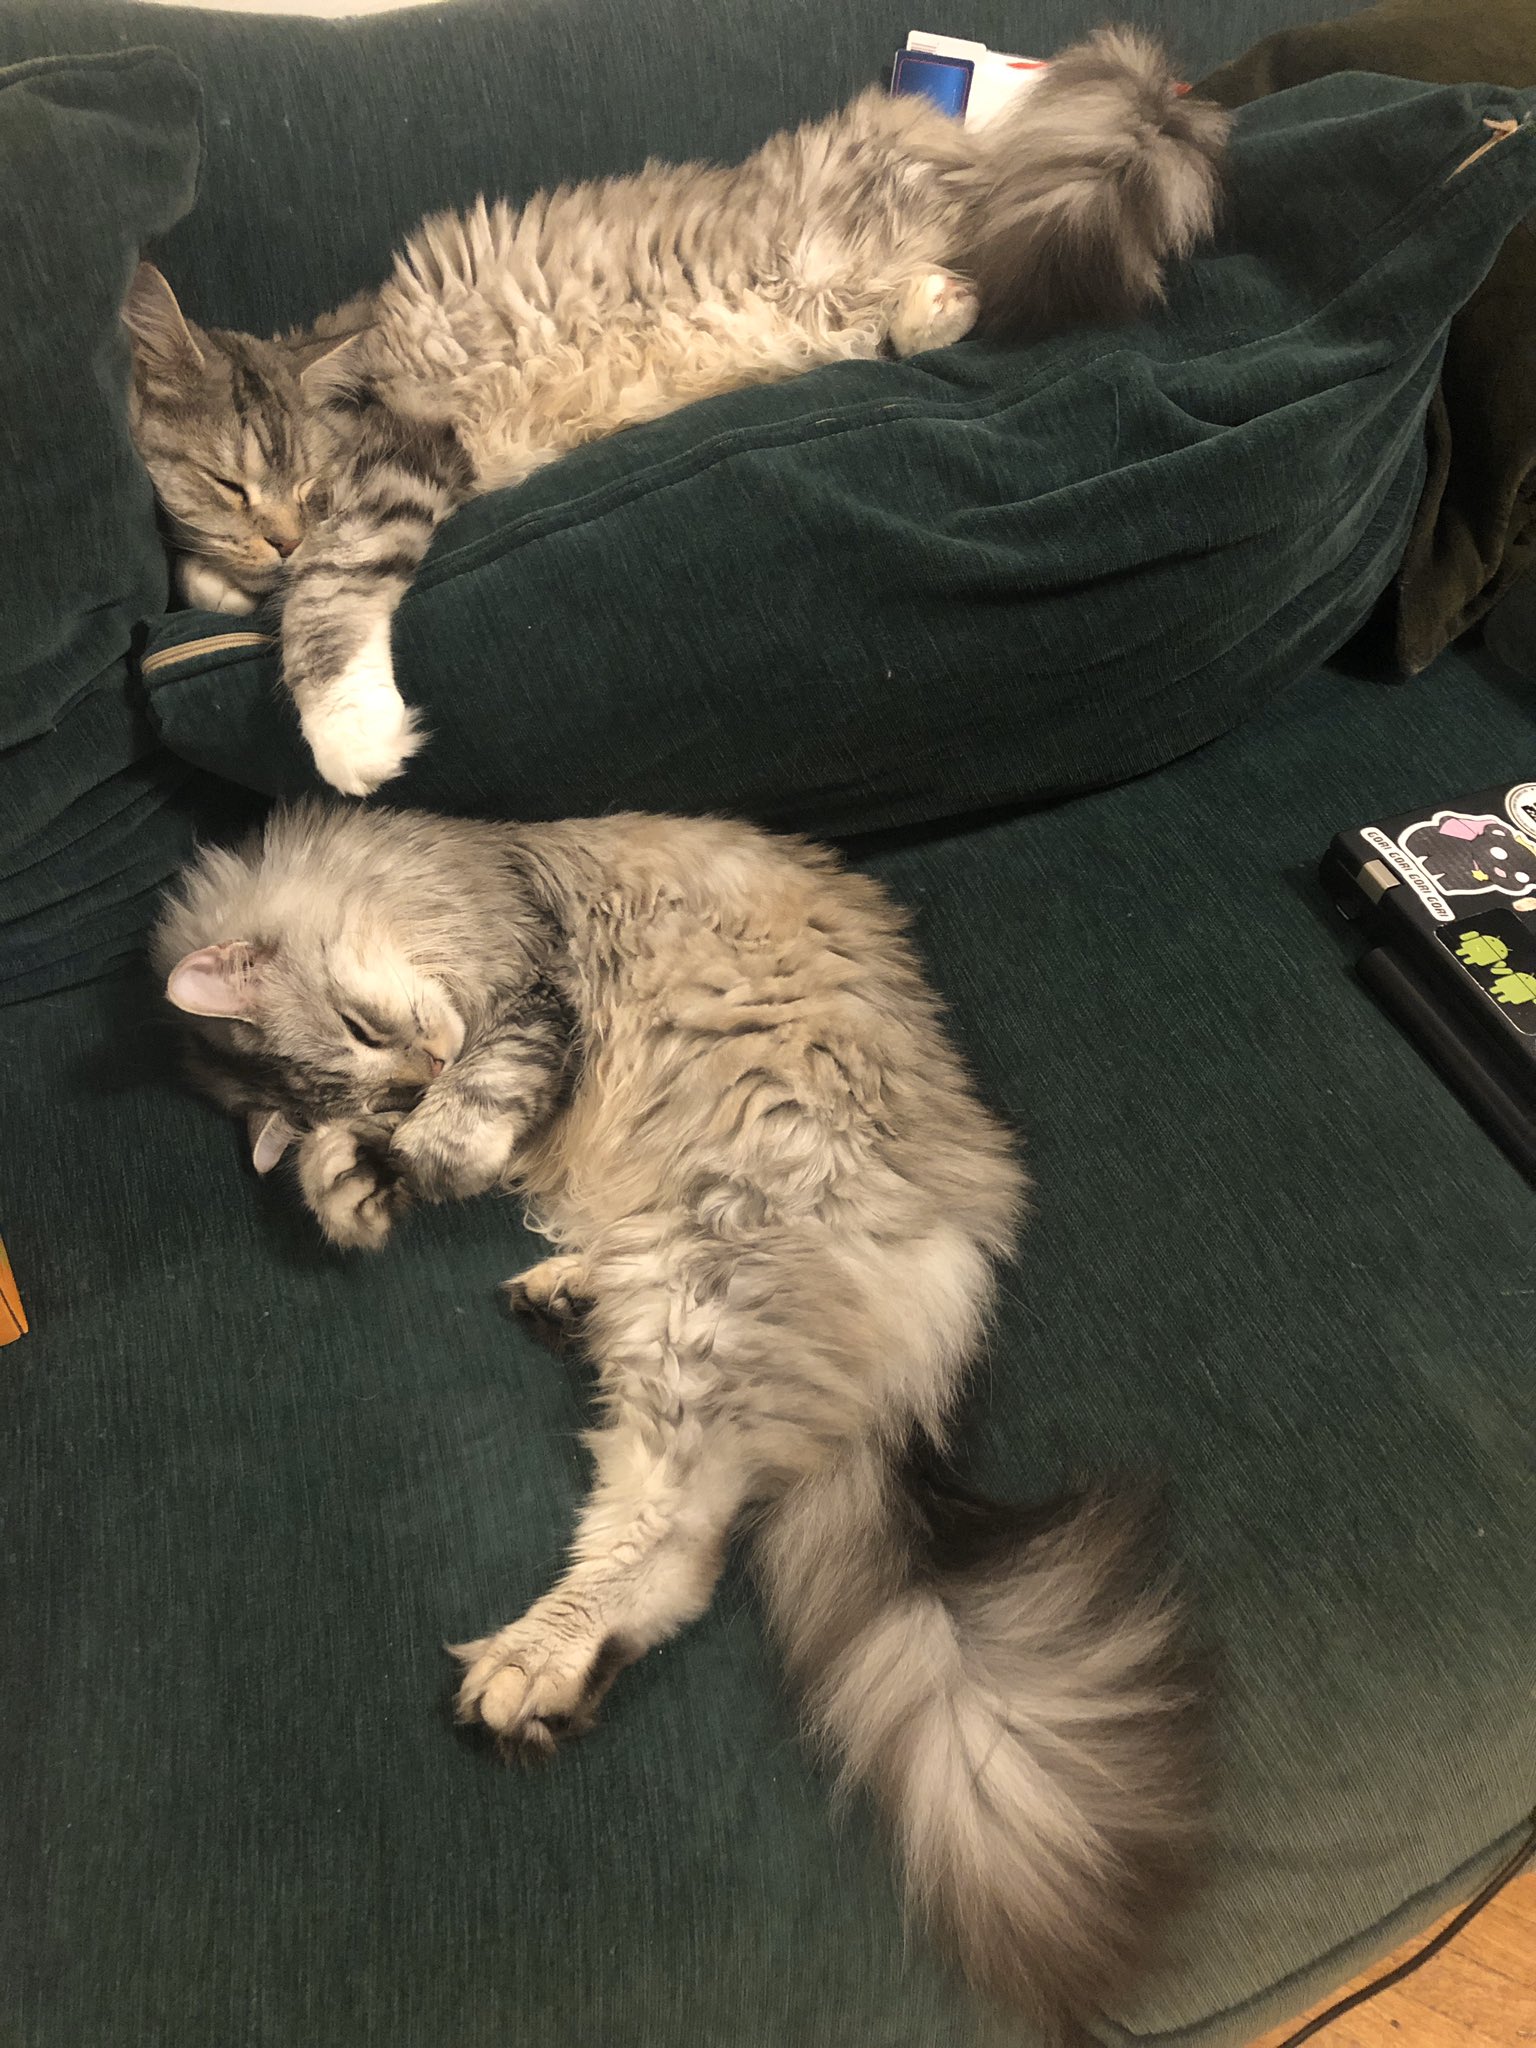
[
  {"left": 283, "top": 414, "right": 472, "bottom": 796},
  {"left": 388, "top": 981, "right": 575, "bottom": 1201},
  {"left": 295, "top": 1118, "right": 408, "bottom": 1249}
]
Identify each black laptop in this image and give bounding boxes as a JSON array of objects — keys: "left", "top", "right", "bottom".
[{"left": 1322, "top": 780, "right": 1536, "bottom": 1181}]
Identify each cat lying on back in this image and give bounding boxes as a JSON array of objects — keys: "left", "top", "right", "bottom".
[
  {"left": 124, "top": 30, "right": 1227, "bottom": 798},
  {"left": 154, "top": 799, "right": 1202, "bottom": 2036}
]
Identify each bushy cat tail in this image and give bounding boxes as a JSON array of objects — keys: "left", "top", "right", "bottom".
[
  {"left": 961, "top": 27, "right": 1229, "bottom": 338},
  {"left": 754, "top": 1436, "right": 1203, "bottom": 2035}
]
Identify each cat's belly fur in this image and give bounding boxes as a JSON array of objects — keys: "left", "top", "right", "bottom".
[
  {"left": 359, "top": 88, "right": 976, "bottom": 493},
  {"left": 436, "top": 288, "right": 898, "bottom": 493}
]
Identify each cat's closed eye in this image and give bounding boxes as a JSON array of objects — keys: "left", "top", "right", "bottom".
[
  {"left": 207, "top": 472, "right": 250, "bottom": 502},
  {"left": 340, "top": 1012, "right": 388, "bottom": 1049}
]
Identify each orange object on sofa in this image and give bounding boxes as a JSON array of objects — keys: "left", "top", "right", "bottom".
[{"left": 0, "top": 1236, "right": 26, "bottom": 1343}]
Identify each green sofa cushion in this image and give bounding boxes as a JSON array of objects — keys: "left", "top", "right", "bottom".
[
  {"left": 139, "top": 71, "right": 1536, "bottom": 834},
  {"left": 0, "top": 50, "right": 207, "bottom": 1002},
  {"left": 1, "top": 5, "right": 1531, "bottom": 2039},
  {"left": 0, "top": 0, "right": 1365, "bottom": 999},
  {"left": 3, "top": 639, "right": 1532, "bottom": 2048},
  {"left": 1203, "top": 0, "right": 1536, "bottom": 677}
]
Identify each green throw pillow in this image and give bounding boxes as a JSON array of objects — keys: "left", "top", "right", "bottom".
[
  {"left": 0, "top": 50, "right": 205, "bottom": 1001},
  {"left": 1202, "top": 0, "right": 1536, "bottom": 674},
  {"left": 141, "top": 71, "right": 1536, "bottom": 835}
]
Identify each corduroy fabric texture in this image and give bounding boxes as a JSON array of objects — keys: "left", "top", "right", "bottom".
[
  {"left": 1202, "top": 0, "right": 1536, "bottom": 675},
  {"left": 0, "top": 49, "right": 207, "bottom": 1001},
  {"left": 1, "top": 5, "right": 1532, "bottom": 2046},
  {"left": 3, "top": 642, "right": 1533, "bottom": 2048},
  {"left": 139, "top": 72, "right": 1536, "bottom": 831}
]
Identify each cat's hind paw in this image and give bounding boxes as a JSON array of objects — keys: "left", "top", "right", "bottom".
[
  {"left": 888, "top": 271, "right": 980, "bottom": 356},
  {"left": 300, "top": 628, "right": 423, "bottom": 796},
  {"left": 501, "top": 1255, "right": 592, "bottom": 1348},
  {"left": 449, "top": 1618, "right": 633, "bottom": 1762}
]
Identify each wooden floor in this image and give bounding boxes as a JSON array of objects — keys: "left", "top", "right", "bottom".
[{"left": 1248, "top": 1874, "right": 1536, "bottom": 2047}]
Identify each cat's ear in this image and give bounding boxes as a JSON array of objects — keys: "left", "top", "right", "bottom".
[
  {"left": 122, "top": 262, "right": 204, "bottom": 375},
  {"left": 297, "top": 330, "right": 364, "bottom": 396},
  {"left": 165, "top": 941, "right": 265, "bottom": 1021},
  {"left": 247, "top": 1110, "right": 297, "bottom": 1175}
]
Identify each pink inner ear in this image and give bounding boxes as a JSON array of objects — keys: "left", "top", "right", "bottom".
[{"left": 166, "top": 942, "right": 259, "bottom": 1020}]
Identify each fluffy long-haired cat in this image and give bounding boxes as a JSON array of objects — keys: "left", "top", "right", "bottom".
[
  {"left": 125, "top": 30, "right": 1227, "bottom": 797},
  {"left": 153, "top": 800, "right": 1202, "bottom": 2032}
]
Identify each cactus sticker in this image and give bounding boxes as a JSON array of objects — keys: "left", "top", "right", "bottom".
[
  {"left": 1441, "top": 911, "right": 1536, "bottom": 1037},
  {"left": 1399, "top": 809, "right": 1536, "bottom": 899}
]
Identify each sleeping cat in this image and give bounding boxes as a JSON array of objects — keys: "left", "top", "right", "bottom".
[
  {"left": 124, "top": 29, "right": 1228, "bottom": 798},
  {"left": 153, "top": 799, "right": 1202, "bottom": 2032}
]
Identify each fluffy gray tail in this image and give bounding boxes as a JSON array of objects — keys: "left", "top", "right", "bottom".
[
  {"left": 959, "top": 27, "right": 1230, "bottom": 337},
  {"left": 754, "top": 1437, "right": 1203, "bottom": 2034}
]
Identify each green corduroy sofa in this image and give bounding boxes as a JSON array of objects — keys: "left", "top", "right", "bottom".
[{"left": 1, "top": 3, "right": 1532, "bottom": 2045}]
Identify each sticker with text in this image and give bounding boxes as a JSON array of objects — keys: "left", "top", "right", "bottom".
[
  {"left": 1359, "top": 826, "right": 1454, "bottom": 920},
  {"left": 1398, "top": 810, "right": 1536, "bottom": 903}
]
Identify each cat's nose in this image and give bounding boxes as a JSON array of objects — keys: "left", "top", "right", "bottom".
[
  {"left": 427, "top": 1053, "right": 445, "bottom": 1077},
  {"left": 271, "top": 534, "right": 299, "bottom": 559}
]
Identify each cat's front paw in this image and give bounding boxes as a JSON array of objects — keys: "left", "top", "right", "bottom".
[
  {"left": 296, "top": 1122, "right": 405, "bottom": 1249},
  {"left": 300, "top": 629, "right": 422, "bottom": 797},
  {"left": 450, "top": 1614, "right": 633, "bottom": 1761},
  {"left": 178, "top": 557, "right": 262, "bottom": 615},
  {"left": 390, "top": 1092, "right": 515, "bottom": 1202}
]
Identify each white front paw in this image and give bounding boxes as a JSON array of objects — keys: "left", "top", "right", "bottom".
[
  {"left": 179, "top": 557, "right": 261, "bottom": 615},
  {"left": 300, "top": 631, "right": 422, "bottom": 797}
]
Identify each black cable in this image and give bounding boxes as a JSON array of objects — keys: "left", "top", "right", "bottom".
[{"left": 1267, "top": 1812, "right": 1536, "bottom": 2047}]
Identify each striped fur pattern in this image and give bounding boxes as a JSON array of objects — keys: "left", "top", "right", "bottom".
[
  {"left": 154, "top": 801, "right": 1205, "bottom": 2032},
  {"left": 125, "top": 29, "right": 1227, "bottom": 794}
]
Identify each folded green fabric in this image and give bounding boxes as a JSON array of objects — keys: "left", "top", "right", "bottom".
[
  {"left": 0, "top": 49, "right": 198, "bottom": 750},
  {"left": 0, "top": 50, "right": 205, "bottom": 1001},
  {"left": 142, "top": 72, "right": 1536, "bottom": 833},
  {"left": 1201, "top": 0, "right": 1536, "bottom": 674},
  {"left": 6, "top": 638, "right": 1534, "bottom": 2048}
]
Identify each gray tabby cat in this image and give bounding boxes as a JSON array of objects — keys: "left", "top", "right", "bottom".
[
  {"left": 125, "top": 30, "right": 1228, "bottom": 798},
  {"left": 153, "top": 799, "right": 1202, "bottom": 2032}
]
